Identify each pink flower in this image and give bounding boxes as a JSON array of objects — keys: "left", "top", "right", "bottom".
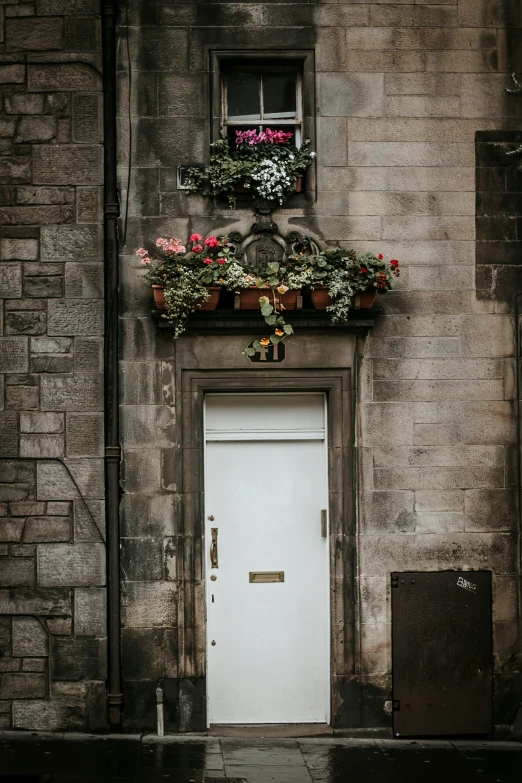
[
  {"left": 235, "top": 128, "right": 293, "bottom": 148},
  {"left": 190, "top": 233, "right": 203, "bottom": 243},
  {"left": 156, "top": 238, "right": 168, "bottom": 248},
  {"left": 166, "top": 239, "right": 185, "bottom": 254},
  {"left": 217, "top": 258, "right": 226, "bottom": 265},
  {"left": 204, "top": 236, "right": 219, "bottom": 248},
  {"left": 192, "top": 244, "right": 203, "bottom": 253},
  {"left": 140, "top": 256, "right": 151, "bottom": 265},
  {"left": 203, "top": 258, "right": 213, "bottom": 265},
  {"left": 136, "top": 247, "right": 148, "bottom": 257}
]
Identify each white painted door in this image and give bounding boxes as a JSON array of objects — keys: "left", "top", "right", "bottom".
[{"left": 204, "top": 394, "right": 329, "bottom": 724}]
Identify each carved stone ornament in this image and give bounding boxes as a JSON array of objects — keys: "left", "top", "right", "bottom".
[{"left": 229, "top": 203, "right": 321, "bottom": 275}]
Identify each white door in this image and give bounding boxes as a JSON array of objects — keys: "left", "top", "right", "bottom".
[{"left": 204, "top": 393, "right": 330, "bottom": 724}]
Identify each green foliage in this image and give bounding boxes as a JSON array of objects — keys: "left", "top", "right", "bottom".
[{"left": 184, "top": 136, "right": 315, "bottom": 207}]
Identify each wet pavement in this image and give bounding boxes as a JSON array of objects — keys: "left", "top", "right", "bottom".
[{"left": 0, "top": 735, "right": 521, "bottom": 783}]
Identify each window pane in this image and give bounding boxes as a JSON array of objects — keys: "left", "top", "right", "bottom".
[
  {"left": 227, "top": 72, "right": 261, "bottom": 120},
  {"left": 263, "top": 73, "right": 297, "bottom": 119}
]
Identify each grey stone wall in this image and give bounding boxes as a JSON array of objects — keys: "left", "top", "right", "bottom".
[
  {"left": 0, "top": 0, "right": 106, "bottom": 731},
  {"left": 118, "top": 0, "right": 522, "bottom": 733}
]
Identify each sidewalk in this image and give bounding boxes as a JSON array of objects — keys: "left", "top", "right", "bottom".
[{"left": 0, "top": 733, "right": 521, "bottom": 783}]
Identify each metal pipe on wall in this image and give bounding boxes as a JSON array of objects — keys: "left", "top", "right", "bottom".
[{"left": 101, "top": 0, "right": 123, "bottom": 728}]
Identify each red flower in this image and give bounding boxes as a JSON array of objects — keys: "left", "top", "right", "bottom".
[
  {"left": 361, "top": 267, "right": 368, "bottom": 273},
  {"left": 190, "top": 233, "right": 203, "bottom": 243},
  {"left": 203, "top": 258, "right": 213, "bottom": 265},
  {"left": 390, "top": 259, "right": 399, "bottom": 268},
  {"left": 204, "top": 236, "right": 219, "bottom": 248},
  {"left": 217, "top": 258, "right": 226, "bottom": 265},
  {"left": 378, "top": 254, "right": 384, "bottom": 260},
  {"left": 192, "top": 244, "right": 203, "bottom": 253}
]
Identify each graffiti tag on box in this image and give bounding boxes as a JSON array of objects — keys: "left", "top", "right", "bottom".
[{"left": 457, "top": 576, "right": 477, "bottom": 593}]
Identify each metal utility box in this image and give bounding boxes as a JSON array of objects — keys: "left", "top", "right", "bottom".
[{"left": 391, "top": 571, "right": 493, "bottom": 737}]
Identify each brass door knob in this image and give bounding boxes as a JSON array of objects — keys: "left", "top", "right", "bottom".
[{"left": 211, "top": 640, "right": 216, "bottom": 646}]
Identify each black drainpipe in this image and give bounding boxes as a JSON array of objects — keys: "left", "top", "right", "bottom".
[{"left": 101, "top": 0, "right": 123, "bottom": 728}]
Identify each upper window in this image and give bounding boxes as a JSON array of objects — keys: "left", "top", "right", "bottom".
[{"left": 222, "top": 66, "right": 303, "bottom": 146}]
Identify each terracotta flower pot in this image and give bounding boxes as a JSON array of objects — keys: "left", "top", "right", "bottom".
[
  {"left": 351, "top": 288, "right": 377, "bottom": 309},
  {"left": 239, "top": 288, "right": 301, "bottom": 311},
  {"left": 311, "top": 287, "right": 331, "bottom": 310},
  {"left": 152, "top": 285, "right": 165, "bottom": 309},
  {"left": 295, "top": 176, "right": 303, "bottom": 193},
  {"left": 195, "top": 286, "right": 220, "bottom": 311}
]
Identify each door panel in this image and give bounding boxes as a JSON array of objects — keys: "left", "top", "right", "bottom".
[
  {"left": 392, "top": 571, "right": 493, "bottom": 736},
  {"left": 204, "top": 395, "right": 329, "bottom": 724}
]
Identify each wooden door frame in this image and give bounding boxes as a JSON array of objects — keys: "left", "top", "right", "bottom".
[{"left": 175, "top": 368, "right": 355, "bottom": 727}]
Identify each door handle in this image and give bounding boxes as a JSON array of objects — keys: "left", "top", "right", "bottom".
[
  {"left": 321, "top": 510, "right": 327, "bottom": 538},
  {"left": 210, "top": 527, "right": 218, "bottom": 568}
]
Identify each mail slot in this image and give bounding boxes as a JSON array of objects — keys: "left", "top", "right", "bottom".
[{"left": 249, "top": 571, "right": 284, "bottom": 583}]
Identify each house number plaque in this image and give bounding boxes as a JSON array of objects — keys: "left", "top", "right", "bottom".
[{"left": 247, "top": 340, "right": 286, "bottom": 363}]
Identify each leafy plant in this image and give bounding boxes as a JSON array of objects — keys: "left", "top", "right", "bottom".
[{"left": 184, "top": 130, "right": 315, "bottom": 207}]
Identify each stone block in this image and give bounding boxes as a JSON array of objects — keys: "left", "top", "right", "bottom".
[
  {"left": 47, "top": 301, "right": 102, "bottom": 337},
  {"left": 15, "top": 116, "right": 56, "bottom": 143},
  {"left": 66, "top": 413, "right": 103, "bottom": 457},
  {"left": 0, "top": 519, "right": 25, "bottom": 541},
  {"left": 415, "top": 512, "right": 464, "bottom": 533},
  {"left": 65, "top": 15, "right": 97, "bottom": 52},
  {"left": 40, "top": 373, "right": 102, "bottom": 410},
  {"left": 12, "top": 616, "right": 48, "bottom": 656},
  {"left": 5, "top": 310, "right": 46, "bottom": 337},
  {"left": 9, "top": 502, "right": 45, "bottom": 517},
  {"left": 46, "top": 618, "right": 72, "bottom": 635},
  {"left": 0, "top": 336, "right": 28, "bottom": 371},
  {"left": 1, "top": 239, "right": 38, "bottom": 260},
  {"left": 121, "top": 627, "right": 164, "bottom": 680},
  {"left": 0, "top": 263, "right": 21, "bottom": 298},
  {"left": 465, "top": 489, "right": 518, "bottom": 532},
  {"left": 24, "top": 276, "right": 64, "bottom": 299},
  {"left": 33, "top": 146, "right": 102, "bottom": 186},
  {"left": 493, "top": 575, "right": 518, "bottom": 624},
  {"left": 38, "top": 0, "right": 97, "bottom": 11},
  {"left": 74, "top": 587, "right": 106, "bottom": 636},
  {"left": 120, "top": 405, "right": 175, "bottom": 449},
  {"left": 0, "top": 587, "right": 70, "bottom": 615},
  {"left": 22, "top": 659, "right": 46, "bottom": 672},
  {"left": 20, "top": 434, "right": 64, "bottom": 459},
  {"left": 385, "top": 96, "right": 460, "bottom": 118},
  {"left": 72, "top": 94, "right": 101, "bottom": 143},
  {"left": 73, "top": 498, "right": 104, "bottom": 542},
  {"left": 414, "top": 490, "right": 464, "bottom": 512},
  {"left": 76, "top": 187, "right": 102, "bottom": 223},
  {"left": 382, "top": 216, "right": 474, "bottom": 241},
  {"left": 11, "top": 545, "right": 35, "bottom": 557},
  {"left": 121, "top": 538, "right": 163, "bottom": 582},
  {"left": 374, "top": 379, "right": 504, "bottom": 403},
  {"left": 0, "top": 158, "right": 30, "bottom": 185},
  {"left": 37, "top": 543, "right": 105, "bottom": 586},
  {"left": 373, "top": 446, "right": 503, "bottom": 469},
  {"left": 122, "top": 449, "right": 161, "bottom": 494},
  {"left": 348, "top": 142, "right": 472, "bottom": 168},
  {"left": 30, "top": 354, "right": 72, "bottom": 373},
  {"left": 64, "top": 263, "right": 103, "bottom": 298},
  {"left": 374, "top": 466, "right": 504, "bottom": 491},
  {"left": 74, "top": 337, "right": 102, "bottom": 372},
  {"left": 51, "top": 636, "right": 106, "bottom": 680},
  {"left": 6, "top": 17, "right": 62, "bottom": 50},
  {"left": 41, "top": 225, "right": 100, "bottom": 262},
  {"left": 28, "top": 63, "right": 101, "bottom": 92},
  {"left": 121, "top": 362, "right": 162, "bottom": 406},
  {"left": 36, "top": 459, "right": 103, "bottom": 501},
  {"left": 24, "top": 516, "right": 71, "bottom": 542},
  {"left": 462, "top": 315, "right": 515, "bottom": 358},
  {"left": 318, "top": 73, "right": 384, "bottom": 118},
  {"left": 17, "top": 187, "right": 74, "bottom": 206},
  {"left": 0, "top": 673, "right": 45, "bottom": 699},
  {"left": 360, "top": 622, "right": 390, "bottom": 675},
  {"left": 360, "top": 490, "right": 414, "bottom": 535},
  {"left": 5, "top": 94, "right": 44, "bottom": 115},
  {"left": 361, "top": 403, "right": 414, "bottom": 447},
  {"left": 46, "top": 502, "right": 70, "bottom": 515},
  {"left": 0, "top": 65, "right": 25, "bottom": 84},
  {"left": 370, "top": 337, "right": 461, "bottom": 360},
  {"left": 0, "top": 557, "right": 35, "bottom": 586},
  {"left": 134, "top": 26, "right": 188, "bottom": 72},
  {"left": 30, "top": 336, "right": 71, "bottom": 354}
]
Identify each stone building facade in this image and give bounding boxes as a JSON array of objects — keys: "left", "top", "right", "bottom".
[{"left": 0, "top": 0, "right": 521, "bottom": 735}]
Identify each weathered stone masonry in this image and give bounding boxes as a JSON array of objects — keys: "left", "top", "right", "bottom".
[{"left": 0, "top": 0, "right": 107, "bottom": 731}]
